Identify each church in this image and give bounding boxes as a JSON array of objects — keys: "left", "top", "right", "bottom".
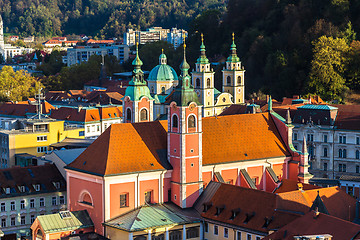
[{"left": 65, "top": 36, "right": 311, "bottom": 235}]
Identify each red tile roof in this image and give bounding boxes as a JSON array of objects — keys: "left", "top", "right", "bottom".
[
  {"left": 201, "top": 183, "right": 300, "bottom": 233},
  {"left": 67, "top": 113, "right": 290, "bottom": 176},
  {"left": 0, "top": 101, "right": 55, "bottom": 116},
  {"left": 50, "top": 107, "right": 100, "bottom": 123},
  {"left": 277, "top": 186, "right": 356, "bottom": 221},
  {"left": 273, "top": 179, "right": 320, "bottom": 193},
  {"left": 333, "top": 104, "right": 360, "bottom": 130},
  {"left": 263, "top": 211, "right": 360, "bottom": 240}
]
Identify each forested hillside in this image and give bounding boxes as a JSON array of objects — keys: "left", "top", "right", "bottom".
[{"left": 0, "top": 0, "right": 226, "bottom": 38}]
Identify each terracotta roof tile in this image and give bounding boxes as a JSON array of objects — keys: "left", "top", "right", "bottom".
[
  {"left": 273, "top": 179, "right": 320, "bottom": 193},
  {"left": 263, "top": 211, "right": 360, "bottom": 240}
]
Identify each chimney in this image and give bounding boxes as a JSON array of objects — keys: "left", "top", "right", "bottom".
[
  {"left": 314, "top": 207, "right": 320, "bottom": 218},
  {"left": 297, "top": 183, "right": 303, "bottom": 191}
]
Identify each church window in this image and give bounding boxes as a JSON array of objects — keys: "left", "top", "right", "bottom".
[
  {"left": 207, "top": 78, "right": 211, "bottom": 88},
  {"left": 188, "top": 115, "right": 196, "bottom": 129},
  {"left": 196, "top": 78, "right": 201, "bottom": 88},
  {"left": 161, "top": 86, "right": 165, "bottom": 94},
  {"left": 227, "top": 76, "right": 231, "bottom": 85},
  {"left": 140, "top": 109, "right": 148, "bottom": 121},
  {"left": 172, "top": 115, "right": 178, "bottom": 128},
  {"left": 126, "top": 108, "right": 132, "bottom": 121},
  {"left": 237, "top": 76, "right": 241, "bottom": 84}
]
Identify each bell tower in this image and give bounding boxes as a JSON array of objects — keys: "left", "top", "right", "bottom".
[
  {"left": 123, "top": 40, "right": 154, "bottom": 123},
  {"left": 222, "top": 33, "right": 245, "bottom": 104},
  {"left": 168, "top": 38, "right": 203, "bottom": 208},
  {"left": 192, "top": 34, "right": 215, "bottom": 117}
]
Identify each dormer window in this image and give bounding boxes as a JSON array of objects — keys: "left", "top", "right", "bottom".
[
  {"left": 34, "top": 184, "right": 40, "bottom": 192},
  {"left": 19, "top": 185, "right": 26, "bottom": 193},
  {"left": 53, "top": 182, "right": 60, "bottom": 189},
  {"left": 230, "top": 208, "right": 241, "bottom": 220},
  {"left": 203, "top": 202, "right": 212, "bottom": 212},
  {"left": 244, "top": 212, "right": 255, "bottom": 224},
  {"left": 215, "top": 205, "right": 225, "bottom": 216},
  {"left": 5, "top": 188, "right": 10, "bottom": 194}
]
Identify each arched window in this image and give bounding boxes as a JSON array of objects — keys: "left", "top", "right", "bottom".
[
  {"left": 237, "top": 76, "right": 241, "bottom": 85},
  {"left": 339, "top": 149, "right": 343, "bottom": 158},
  {"left": 196, "top": 78, "right": 200, "bottom": 88},
  {"left": 227, "top": 76, "right": 231, "bottom": 85},
  {"left": 323, "top": 147, "right": 328, "bottom": 157},
  {"left": 161, "top": 87, "right": 165, "bottom": 94},
  {"left": 172, "top": 115, "right": 178, "bottom": 128},
  {"left": 356, "top": 150, "right": 360, "bottom": 159},
  {"left": 343, "top": 149, "right": 347, "bottom": 158},
  {"left": 140, "top": 108, "right": 148, "bottom": 121},
  {"left": 126, "top": 108, "right": 132, "bottom": 121},
  {"left": 207, "top": 78, "right": 211, "bottom": 88},
  {"left": 80, "top": 192, "right": 93, "bottom": 206},
  {"left": 188, "top": 115, "right": 196, "bottom": 129}
]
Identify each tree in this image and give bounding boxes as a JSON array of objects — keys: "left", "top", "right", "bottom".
[
  {"left": 308, "top": 36, "right": 350, "bottom": 101},
  {"left": 0, "top": 66, "right": 42, "bottom": 101}
]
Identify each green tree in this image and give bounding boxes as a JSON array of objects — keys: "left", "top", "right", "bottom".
[
  {"left": 0, "top": 66, "right": 42, "bottom": 101},
  {"left": 308, "top": 36, "right": 350, "bottom": 101}
]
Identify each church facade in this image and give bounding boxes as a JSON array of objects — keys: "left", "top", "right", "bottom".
[{"left": 65, "top": 39, "right": 311, "bottom": 235}]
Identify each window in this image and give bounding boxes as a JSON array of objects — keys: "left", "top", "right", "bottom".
[
  {"left": 20, "top": 200, "right": 25, "bottom": 209},
  {"left": 81, "top": 193, "right": 92, "bottom": 206},
  {"left": 30, "top": 199, "right": 35, "bottom": 208},
  {"left": 247, "top": 234, "right": 252, "bottom": 240},
  {"left": 307, "top": 134, "right": 314, "bottom": 142},
  {"left": 120, "top": 193, "right": 128, "bottom": 208},
  {"left": 140, "top": 109, "right": 148, "bottom": 121},
  {"left": 339, "top": 135, "right": 347, "bottom": 144},
  {"left": 339, "top": 163, "right": 347, "bottom": 172},
  {"left": 20, "top": 216, "right": 25, "bottom": 225},
  {"left": 207, "top": 78, "right": 211, "bottom": 88},
  {"left": 324, "top": 134, "right": 328, "bottom": 143},
  {"left": 356, "top": 150, "right": 360, "bottom": 160},
  {"left": 237, "top": 76, "right": 241, "bottom": 84},
  {"left": 126, "top": 108, "right": 132, "bottom": 121},
  {"left": 293, "top": 133, "right": 298, "bottom": 141},
  {"left": 37, "top": 135, "right": 47, "bottom": 142},
  {"left": 145, "top": 191, "right": 152, "bottom": 204},
  {"left": 151, "top": 86, "right": 154, "bottom": 94},
  {"left": 357, "top": 165, "right": 360, "bottom": 174},
  {"left": 30, "top": 215, "right": 35, "bottom": 223},
  {"left": 186, "top": 227, "right": 199, "bottom": 239},
  {"left": 34, "top": 184, "right": 40, "bottom": 191},
  {"left": 357, "top": 137, "right": 360, "bottom": 145},
  {"left": 343, "top": 149, "right": 347, "bottom": 158},
  {"left": 161, "top": 86, "right": 165, "bottom": 94},
  {"left": 10, "top": 201, "right": 15, "bottom": 211},
  {"left": 196, "top": 78, "right": 200, "bottom": 88},
  {"left": 324, "top": 162, "right": 328, "bottom": 171},
  {"left": 39, "top": 198, "right": 45, "bottom": 207},
  {"left": 224, "top": 228, "right": 229, "bottom": 238},
  {"left": 339, "top": 149, "right": 343, "bottom": 158},
  {"left": 10, "top": 217, "right": 15, "bottom": 226},
  {"left": 97, "top": 125, "right": 100, "bottom": 132},
  {"left": 1, "top": 218, "right": 6, "bottom": 228},
  {"left": 204, "top": 222, "right": 209, "bottom": 232},
  {"left": 37, "top": 146, "right": 47, "bottom": 153},
  {"left": 59, "top": 196, "right": 65, "bottom": 205},
  {"left": 323, "top": 147, "right": 328, "bottom": 157},
  {"left": 347, "top": 186, "right": 354, "bottom": 196},
  {"left": 309, "top": 145, "right": 314, "bottom": 158},
  {"left": 188, "top": 115, "right": 196, "bottom": 129},
  {"left": 52, "top": 197, "right": 57, "bottom": 206},
  {"left": 87, "top": 126, "right": 90, "bottom": 133},
  {"left": 0, "top": 203, "right": 5, "bottom": 212},
  {"left": 227, "top": 76, "right": 231, "bottom": 85},
  {"left": 172, "top": 115, "right": 178, "bottom": 128},
  {"left": 256, "top": 237, "right": 261, "bottom": 240},
  {"left": 237, "top": 232, "right": 242, "bottom": 240},
  {"left": 214, "top": 225, "right": 218, "bottom": 235}
]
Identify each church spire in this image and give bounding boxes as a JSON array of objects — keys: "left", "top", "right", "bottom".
[
  {"left": 196, "top": 33, "right": 210, "bottom": 65},
  {"left": 179, "top": 35, "right": 190, "bottom": 86},
  {"left": 130, "top": 37, "right": 145, "bottom": 85},
  {"left": 227, "top": 33, "right": 240, "bottom": 63}
]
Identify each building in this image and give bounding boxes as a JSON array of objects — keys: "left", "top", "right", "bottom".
[
  {"left": 0, "top": 164, "right": 66, "bottom": 239},
  {"left": 65, "top": 46, "right": 310, "bottom": 235},
  {"left": 277, "top": 104, "right": 360, "bottom": 179},
  {"left": 50, "top": 105, "right": 123, "bottom": 138},
  {"left": 124, "top": 27, "right": 187, "bottom": 48},
  {"left": 0, "top": 117, "right": 84, "bottom": 168},
  {"left": 8, "top": 36, "right": 19, "bottom": 42},
  {"left": 30, "top": 210, "right": 94, "bottom": 240},
  {"left": 66, "top": 44, "right": 130, "bottom": 66}
]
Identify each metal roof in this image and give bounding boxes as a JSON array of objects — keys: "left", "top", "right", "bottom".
[
  {"left": 37, "top": 210, "right": 93, "bottom": 233},
  {"left": 104, "top": 203, "right": 199, "bottom": 232},
  {"left": 298, "top": 105, "right": 338, "bottom": 111},
  {"left": 53, "top": 148, "right": 86, "bottom": 165}
]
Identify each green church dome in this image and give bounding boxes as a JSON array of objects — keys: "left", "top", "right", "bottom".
[{"left": 148, "top": 52, "right": 179, "bottom": 82}]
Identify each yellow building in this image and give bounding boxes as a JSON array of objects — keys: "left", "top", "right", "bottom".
[{"left": 0, "top": 118, "right": 85, "bottom": 168}]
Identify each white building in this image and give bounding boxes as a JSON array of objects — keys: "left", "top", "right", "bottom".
[{"left": 66, "top": 44, "right": 129, "bottom": 66}]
